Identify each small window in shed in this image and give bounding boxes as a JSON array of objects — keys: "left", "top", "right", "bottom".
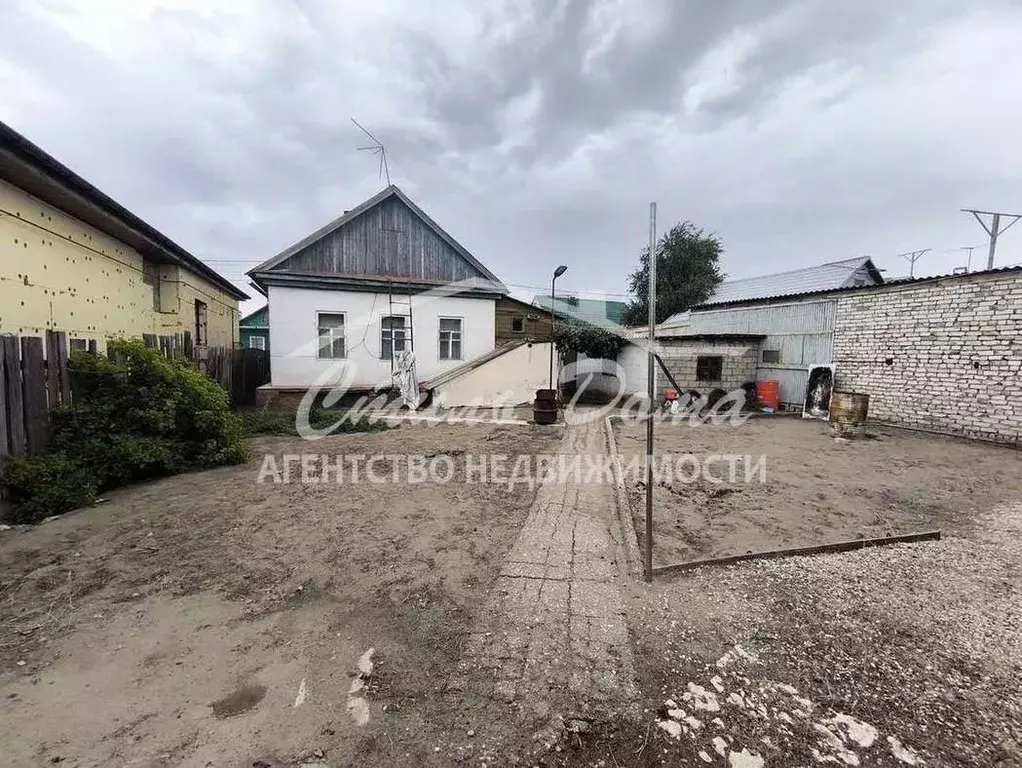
[
  {"left": 511, "top": 316, "right": 525, "bottom": 333},
  {"left": 696, "top": 355, "right": 723, "bottom": 382},
  {"left": 762, "top": 349, "right": 781, "bottom": 364}
]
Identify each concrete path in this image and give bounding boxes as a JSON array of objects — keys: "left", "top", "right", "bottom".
[{"left": 450, "top": 418, "right": 639, "bottom": 731}]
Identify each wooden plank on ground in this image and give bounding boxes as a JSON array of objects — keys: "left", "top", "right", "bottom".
[
  {"left": 21, "top": 336, "right": 48, "bottom": 454},
  {"left": 54, "top": 331, "right": 70, "bottom": 405},
  {"left": 651, "top": 530, "right": 943, "bottom": 577},
  {"left": 3, "top": 335, "right": 26, "bottom": 456}
]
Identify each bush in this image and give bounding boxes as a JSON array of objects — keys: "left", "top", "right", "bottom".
[{"left": 3, "top": 340, "right": 247, "bottom": 522}]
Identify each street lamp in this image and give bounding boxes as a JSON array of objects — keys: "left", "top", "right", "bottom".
[{"left": 549, "top": 265, "right": 567, "bottom": 390}]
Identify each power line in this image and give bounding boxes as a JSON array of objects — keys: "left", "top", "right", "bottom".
[{"left": 962, "top": 208, "right": 1022, "bottom": 269}]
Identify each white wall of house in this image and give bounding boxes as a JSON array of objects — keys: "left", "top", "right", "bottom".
[
  {"left": 268, "top": 285, "right": 496, "bottom": 388},
  {"left": 433, "top": 342, "right": 554, "bottom": 408}
]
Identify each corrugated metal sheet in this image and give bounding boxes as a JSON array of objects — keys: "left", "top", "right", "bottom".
[{"left": 687, "top": 298, "right": 838, "bottom": 407}]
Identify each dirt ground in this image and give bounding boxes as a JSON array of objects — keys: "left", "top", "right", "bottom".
[
  {"left": 613, "top": 415, "right": 1022, "bottom": 567},
  {"left": 0, "top": 422, "right": 563, "bottom": 767}
]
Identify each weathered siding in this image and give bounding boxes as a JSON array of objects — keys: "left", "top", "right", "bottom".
[
  {"left": 495, "top": 298, "right": 552, "bottom": 343},
  {"left": 280, "top": 196, "right": 486, "bottom": 283},
  {"left": 687, "top": 299, "right": 836, "bottom": 406},
  {"left": 833, "top": 271, "right": 1022, "bottom": 444},
  {"left": 0, "top": 179, "right": 240, "bottom": 348}
]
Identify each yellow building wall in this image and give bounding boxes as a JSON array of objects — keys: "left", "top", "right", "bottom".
[{"left": 0, "top": 179, "right": 239, "bottom": 349}]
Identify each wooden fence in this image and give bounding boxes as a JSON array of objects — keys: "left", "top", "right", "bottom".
[{"left": 1, "top": 331, "right": 270, "bottom": 494}]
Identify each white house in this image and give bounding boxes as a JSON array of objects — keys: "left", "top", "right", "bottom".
[{"left": 248, "top": 185, "right": 508, "bottom": 394}]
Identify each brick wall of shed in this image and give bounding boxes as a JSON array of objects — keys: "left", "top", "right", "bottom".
[
  {"left": 832, "top": 271, "right": 1022, "bottom": 444},
  {"left": 660, "top": 341, "right": 759, "bottom": 394}
]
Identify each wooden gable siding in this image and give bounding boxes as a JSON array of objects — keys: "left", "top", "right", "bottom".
[
  {"left": 495, "top": 297, "right": 552, "bottom": 343},
  {"left": 275, "top": 196, "right": 486, "bottom": 283}
]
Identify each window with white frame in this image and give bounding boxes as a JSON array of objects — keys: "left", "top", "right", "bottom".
[
  {"left": 317, "top": 313, "right": 346, "bottom": 359},
  {"left": 381, "top": 316, "right": 407, "bottom": 360},
  {"left": 249, "top": 335, "right": 266, "bottom": 351},
  {"left": 438, "top": 317, "right": 462, "bottom": 360}
]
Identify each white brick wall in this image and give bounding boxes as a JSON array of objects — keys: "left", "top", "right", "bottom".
[{"left": 833, "top": 271, "right": 1022, "bottom": 444}]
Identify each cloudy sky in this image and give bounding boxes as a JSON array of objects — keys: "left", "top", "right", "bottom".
[{"left": 4, "top": 0, "right": 1021, "bottom": 313}]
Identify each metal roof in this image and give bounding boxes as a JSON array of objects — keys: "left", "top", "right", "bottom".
[
  {"left": 532, "top": 295, "right": 628, "bottom": 324},
  {"left": 0, "top": 120, "right": 248, "bottom": 300},
  {"left": 690, "top": 264, "right": 1022, "bottom": 310}
]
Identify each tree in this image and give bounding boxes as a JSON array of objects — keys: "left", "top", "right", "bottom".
[{"left": 620, "top": 222, "right": 726, "bottom": 325}]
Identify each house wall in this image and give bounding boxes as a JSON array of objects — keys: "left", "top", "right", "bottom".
[
  {"left": 687, "top": 298, "right": 836, "bottom": 408},
  {"left": 433, "top": 342, "right": 553, "bottom": 408},
  {"left": 495, "top": 298, "right": 552, "bottom": 343},
  {"left": 0, "top": 179, "right": 240, "bottom": 349},
  {"left": 268, "top": 285, "right": 495, "bottom": 389},
  {"left": 833, "top": 270, "right": 1022, "bottom": 444}
]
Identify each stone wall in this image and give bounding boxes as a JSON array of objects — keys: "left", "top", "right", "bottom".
[
  {"left": 659, "top": 340, "right": 759, "bottom": 395},
  {"left": 833, "top": 270, "right": 1022, "bottom": 444}
]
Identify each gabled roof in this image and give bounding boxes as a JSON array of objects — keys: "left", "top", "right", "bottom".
[
  {"left": 532, "top": 295, "right": 628, "bottom": 325},
  {"left": 0, "top": 120, "right": 248, "bottom": 301},
  {"left": 248, "top": 185, "right": 506, "bottom": 293},
  {"left": 662, "top": 257, "right": 882, "bottom": 322},
  {"left": 239, "top": 305, "right": 268, "bottom": 328}
]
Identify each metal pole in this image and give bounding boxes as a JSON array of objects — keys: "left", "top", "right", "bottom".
[
  {"left": 988, "top": 213, "right": 1000, "bottom": 270},
  {"left": 644, "top": 201, "right": 657, "bottom": 583},
  {"left": 548, "top": 275, "right": 556, "bottom": 390}
]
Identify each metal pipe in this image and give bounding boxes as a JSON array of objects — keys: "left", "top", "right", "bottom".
[{"left": 644, "top": 202, "right": 657, "bottom": 583}]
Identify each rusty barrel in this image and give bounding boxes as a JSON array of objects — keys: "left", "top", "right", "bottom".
[
  {"left": 829, "top": 391, "right": 870, "bottom": 438},
  {"left": 533, "top": 388, "right": 558, "bottom": 425}
]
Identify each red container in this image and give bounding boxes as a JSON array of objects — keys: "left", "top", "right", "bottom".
[
  {"left": 756, "top": 379, "right": 780, "bottom": 410},
  {"left": 663, "top": 387, "right": 678, "bottom": 401}
]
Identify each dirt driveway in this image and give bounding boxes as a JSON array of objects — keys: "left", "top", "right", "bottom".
[{"left": 0, "top": 422, "right": 562, "bottom": 767}]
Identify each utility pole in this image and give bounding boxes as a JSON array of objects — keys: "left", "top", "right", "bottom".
[
  {"left": 644, "top": 201, "right": 657, "bottom": 584},
  {"left": 961, "top": 209, "right": 1022, "bottom": 270},
  {"left": 897, "top": 248, "right": 930, "bottom": 278}
]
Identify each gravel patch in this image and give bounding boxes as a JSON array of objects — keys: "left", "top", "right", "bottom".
[{"left": 629, "top": 501, "right": 1022, "bottom": 766}]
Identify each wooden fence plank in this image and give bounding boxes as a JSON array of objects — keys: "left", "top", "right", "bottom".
[
  {"left": 21, "top": 336, "right": 48, "bottom": 454},
  {"left": 0, "top": 339, "right": 9, "bottom": 461},
  {"left": 54, "top": 331, "right": 70, "bottom": 405},
  {"left": 3, "top": 336, "right": 26, "bottom": 456},
  {"left": 45, "top": 330, "right": 60, "bottom": 411}
]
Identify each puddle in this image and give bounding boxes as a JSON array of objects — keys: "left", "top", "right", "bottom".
[{"left": 211, "top": 683, "right": 267, "bottom": 718}]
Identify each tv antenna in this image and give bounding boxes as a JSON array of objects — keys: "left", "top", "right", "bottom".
[
  {"left": 961, "top": 208, "right": 1022, "bottom": 270},
  {"left": 352, "top": 117, "right": 391, "bottom": 185},
  {"left": 897, "top": 248, "right": 930, "bottom": 278}
]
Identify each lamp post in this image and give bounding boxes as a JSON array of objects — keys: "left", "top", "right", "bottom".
[{"left": 549, "top": 265, "right": 567, "bottom": 390}]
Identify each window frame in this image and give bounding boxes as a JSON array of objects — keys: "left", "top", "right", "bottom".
[
  {"left": 761, "top": 348, "right": 781, "bottom": 364},
  {"left": 248, "top": 335, "right": 266, "bottom": 351},
  {"left": 194, "top": 299, "right": 208, "bottom": 346},
  {"left": 317, "top": 312, "right": 347, "bottom": 360},
  {"left": 510, "top": 315, "right": 525, "bottom": 334},
  {"left": 695, "top": 355, "right": 723, "bottom": 383},
  {"left": 380, "top": 315, "right": 408, "bottom": 360},
  {"left": 438, "top": 316, "right": 464, "bottom": 361}
]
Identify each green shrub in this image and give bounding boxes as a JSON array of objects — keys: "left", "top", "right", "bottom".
[{"left": 3, "top": 340, "right": 247, "bottom": 522}]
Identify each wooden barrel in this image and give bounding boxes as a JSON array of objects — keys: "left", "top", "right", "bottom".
[
  {"left": 756, "top": 379, "right": 780, "bottom": 410},
  {"left": 829, "top": 391, "right": 869, "bottom": 438},
  {"left": 533, "top": 388, "right": 558, "bottom": 424}
]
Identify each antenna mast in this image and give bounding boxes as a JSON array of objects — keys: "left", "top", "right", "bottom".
[{"left": 352, "top": 117, "right": 391, "bottom": 185}]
